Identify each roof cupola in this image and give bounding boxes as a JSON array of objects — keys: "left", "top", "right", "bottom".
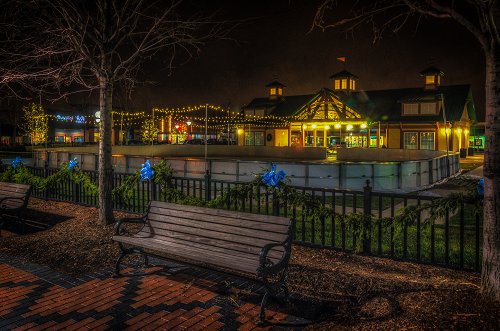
[
  {"left": 329, "top": 70, "right": 359, "bottom": 93},
  {"left": 420, "top": 66, "right": 444, "bottom": 91},
  {"left": 266, "top": 81, "right": 286, "bottom": 100}
]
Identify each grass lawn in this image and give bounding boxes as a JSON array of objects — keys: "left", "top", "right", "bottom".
[{"left": 459, "top": 163, "right": 482, "bottom": 172}]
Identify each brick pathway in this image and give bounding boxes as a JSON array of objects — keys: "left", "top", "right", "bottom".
[{"left": 0, "top": 253, "right": 319, "bottom": 331}]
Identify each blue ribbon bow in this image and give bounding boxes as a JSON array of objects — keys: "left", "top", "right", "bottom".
[
  {"left": 68, "top": 157, "right": 78, "bottom": 172},
  {"left": 262, "top": 165, "right": 286, "bottom": 189},
  {"left": 140, "top": 160, "right": 155, "bottom": 182},
  {"left": 12, "top": 157, "right": 22, "bottom": 168},
  {"left": 477, "top": 178, "right": 484, "bottom": 196}
]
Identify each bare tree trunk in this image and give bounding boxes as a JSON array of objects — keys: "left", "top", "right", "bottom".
[
  {"left": 98, "top": 74, "right": 114, "bottom": 225},
  {"left": 481, "top": 48, "right": 500, "bottom": 301}
]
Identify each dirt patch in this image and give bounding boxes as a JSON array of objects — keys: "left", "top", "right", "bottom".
[{"left": 1, "top": 198, "right": 499, "bottom": 330}]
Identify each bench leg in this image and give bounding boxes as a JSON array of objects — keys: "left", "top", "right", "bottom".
[
  {"left": 113, "top": 251, "right": 128, "bottom": 278},
  {"left": 142, "top": 253, "right": 150, "bottom": 267},
  {"left": 259, "top": 290, "right": 271, "bottom": 323}
]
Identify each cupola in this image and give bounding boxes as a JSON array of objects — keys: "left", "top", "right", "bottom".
[
  {"left": 329, "top": 70, "right": 359, "bottom": 93},
  {"left": 265, "top": 81, "right": 286, "bottom": 100},
  {"left": 420, "top": 66, "right": 444, "bottom": 90}
]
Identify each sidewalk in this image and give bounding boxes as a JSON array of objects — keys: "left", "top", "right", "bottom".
[{"left": 0, "top": 253, "right": 319, "bottom": 331}]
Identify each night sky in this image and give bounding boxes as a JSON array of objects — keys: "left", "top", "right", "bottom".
[{"left": 59, "top": 0, "right": 487, "bottom": 122}]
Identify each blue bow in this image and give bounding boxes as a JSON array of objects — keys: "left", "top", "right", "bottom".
[
  {"left": 262, "top": 165, "right": 286, "bottom": 189},
  {"left": 68, "top": 157, "right": 78, "bottom": 172},
  {"left": 478, "top": 178, "right": 484, "bottom": 196},
  {"left": 12, "top": 157, "right": 22, "bottom": 168},
  {"left": 140, "top": 160, "right": 155, "bottom": 182}
]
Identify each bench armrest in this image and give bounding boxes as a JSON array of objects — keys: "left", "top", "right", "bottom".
[
  {"left": 113, "top": 214, "right": 147, "bottom": 236},
  {"left": 257, "top": 219, "right": 295, "bottom": 277}
]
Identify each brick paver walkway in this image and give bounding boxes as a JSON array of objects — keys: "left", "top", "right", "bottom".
[{"left": 0, "top": 252, "right": 319, "bottom": 331}]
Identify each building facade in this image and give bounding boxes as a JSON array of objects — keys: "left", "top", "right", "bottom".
[{"left": 239, "top": 67, "right": 477, "bottom": 153}]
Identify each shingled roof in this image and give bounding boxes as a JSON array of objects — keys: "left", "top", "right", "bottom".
[{"left": 242, "top": 84, "right": 476, "bottom": 124}]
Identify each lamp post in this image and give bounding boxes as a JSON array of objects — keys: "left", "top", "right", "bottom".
[{"left": 187, "top": 120, "right": 192, "bottom": 138}]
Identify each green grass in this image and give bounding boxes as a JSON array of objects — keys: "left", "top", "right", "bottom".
[{"left": 459, "top": 163, "right": 482, "bottom": 172}]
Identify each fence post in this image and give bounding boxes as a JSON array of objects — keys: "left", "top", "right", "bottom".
[
  {"left": 204, "top": 170, "right": 211, "bottom": 201},
  {"left": 151, "top": 176, "right": 157, "bottom": 202},
  {"left": 272, "top": 190, "right": 279, "bottom": 216},
  {"left": 363, "top": 179, "right": 372, "bottom": 255},
  {"left": 43, "top": 161, "right": 49, "bottom": 201}
]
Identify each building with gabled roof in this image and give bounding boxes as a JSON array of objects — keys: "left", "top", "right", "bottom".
[{"left": 238, "top": 67, "right": 476, "bottom": 152}]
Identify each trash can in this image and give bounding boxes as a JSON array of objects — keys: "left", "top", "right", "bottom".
[
  {"left": 468, "top": 148, "right": 475, "bottom": 156},
  {"left": 460, "top": 148, "right": 467, "bottom": 158}
]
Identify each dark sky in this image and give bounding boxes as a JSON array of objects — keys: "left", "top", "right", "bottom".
[{"left": 59, "top": 0, "right": 487, "bottom": 122}]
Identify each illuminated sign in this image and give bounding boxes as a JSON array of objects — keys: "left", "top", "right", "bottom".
[
  {"left": 475, "top": 139, "right": 483, "bottom": 146},
  {"left": 56, "top": 115, "right": 85, "bottom": 123},
  {"left": 95, "top": 111, "right": 101, "bottom": 123}
]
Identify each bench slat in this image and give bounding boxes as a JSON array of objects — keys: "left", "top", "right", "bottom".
[
  {"left": 147, "top": 213, "right": 288, "bottom": 243},
  {"left": 132, "top": 225, "right": 285, "bottom": 260},
  {"left": 150, "top": 201, "right": 291, "bottom": 226},
  {"left": 114, "top": 235, "right": 262, "bottom": 274},
  {"left": 140, "top": 219, "right": 286, "bottom": 259},
  {"left": 149, "top": 206, "right": 290, "bottom": 234}
]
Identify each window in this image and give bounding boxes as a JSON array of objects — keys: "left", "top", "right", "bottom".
[
  {"left": 426, "top": 75, "right": 435, "bottom": 84},
  {"left": 350, "top": 80, "right": 355, "bottom": 90},
  {"left": 420, "top": 103, "right": 436, "bottom": 114},
  {"left": 255, "top": 109, "right": 264, "bottom": 118},
  {"left": 403, "top": 104, "right": 419, "bottom": 114},
  {"left": 341, "top": 79, "right": 347, "bottom": 89},
  {"left": 245, "top": 132, "right": 254, "bottom": 145},
  {"left": 420, "top": 132, "right": 435, "bottom": 150},
  {"left": 335, "top": 80, "right": 340, "bottom": 89},
  {"left": 245, "top": 110, "right": 254, "bottom": 119},
  {"left": 438, "top": 75, "right": 440, "bottom": 84},
  {"left": 278, "top": 88, "right": 282, "bottom": 95},
  {"left": 404, "top": 132, "right": 418, "bottom": 149},
  {"left": 270, "top": 88, "right": 276, "bottom": 95},
  {"left": 255, "top": 132, "right": 264, "bottom": 146}
]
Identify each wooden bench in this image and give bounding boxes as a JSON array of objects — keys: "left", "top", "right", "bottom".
[
  {"left": 112, "top": 200, "right": 295, "bottom": 323},
  {"left": 0, "top": 182, "right": 32, "bottom": 233}
]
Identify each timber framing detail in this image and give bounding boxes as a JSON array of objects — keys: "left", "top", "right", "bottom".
[{"left": 294, "top": 91, "right": 361, "bottom": 121}]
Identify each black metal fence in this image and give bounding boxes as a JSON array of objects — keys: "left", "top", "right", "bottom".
[{"left": 1, "top": 163, "right": 482, "bottom": 272}]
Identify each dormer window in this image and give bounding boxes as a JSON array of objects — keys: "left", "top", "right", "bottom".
[
  {"left": 426, "top": 76, "right": 435, "bottom": 84},
  {"left": 402, "top": 102, "right": 439, "bottom": 115},
  {"left": 341, "top": 79, "right": 347, "bottom": 89},
  {"left": 270, "top": 88, "right": 276, "bottom": 95},
  {"left": 335, "top": 80, "right": 340, "bottom": 89}
]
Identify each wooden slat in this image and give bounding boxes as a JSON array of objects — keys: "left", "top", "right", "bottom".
[
  {"left": 131, "top": 226, "right": 284, "bottom": 260},
  {"left": 149, "top": 206, "right": 290, "bottom": 233},
  {"left": 0, "top": 192, "right": 29, "bottom": 199},
  {"left": 114, "top": 233, "right": 281, "bottom": 266},
  {"left": 0, "top": 182, "right": 31, "bottom": 190},
  {"left": 147, "top": 213, "right": 288, "bottom": 243},
  {"left": 143, "top": 220, "right": 286, "bottom": 254},
  {"left": 150, "top": 200, "right": 291, "bottom": 226},
  {"left": 113, "top": 235, "right": 262, "bottom": 274}
]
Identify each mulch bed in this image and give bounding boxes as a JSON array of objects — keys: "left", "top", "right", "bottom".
[{"left": 1, "top": 198, "right": 499, "bottom": 330}]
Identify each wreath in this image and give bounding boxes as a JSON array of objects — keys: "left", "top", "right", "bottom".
[{"left": 266, "top": 133, "right": 273, "bottom": 142}]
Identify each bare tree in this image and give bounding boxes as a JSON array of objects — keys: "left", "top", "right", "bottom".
[
  {"left": 0, "top": 99, "right": 26, "bottom": 146},
  {"left": 313, "top": 0, "right": 500, "bottom": 301},
  {"left": 0, "top": 0, "right": 229, "bottom": 225}
]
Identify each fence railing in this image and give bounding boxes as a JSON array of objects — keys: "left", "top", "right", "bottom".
[{"left": 1, "top": 163, "right": 482, "bottom": 273}]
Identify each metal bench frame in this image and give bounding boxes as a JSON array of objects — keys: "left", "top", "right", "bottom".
[
  {"left": 111, "top": 201, "right": 295, "bottom": 323},
  {"left": 0, "top": 182, "right": 32, "bottom": 233}
]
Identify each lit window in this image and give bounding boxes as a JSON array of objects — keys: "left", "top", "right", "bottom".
[
  {"left": 403, "top": 104, "right": 419, "bottom": 115},
  {"left": 254, "top": 109, "right": 264, "bottom": 117},
  {"left": 438, "top": 76, "right": 440, "bottom": 84},
  {"left": 426, "top": 75, "right": 435, "bottom": 84},
  {"left": 351, "top": 80, "right": 355, "bottom": 90},
  {"left": 420, "top": 103, "right": 436, "bottom": 114},
  {"left": 245, "top": 132, "right": 254, "bottom": 145},
  {"left": 270, "top": 88, "right": 276, "bottom": 95},
  {"left": 404, "top": 132, "right": 418, "bottom": 149},
  {"left": 335, "top": 80, "right": 340, "bottom": 89},
  {"left": 278, "top": 88, "right": 282, "bottom": 95},
  {"left": 255, "top": 132, "right": 264, "bottom": 146},
  {"left": 341, "top": 79, "right": 347, "bottom": 89},
  {"left": 420, "top": 132, "right": 435, "bottom": 150}
]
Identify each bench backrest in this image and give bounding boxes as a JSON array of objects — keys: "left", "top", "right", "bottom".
[
  {"left": 142, "top": 200, "right": 293, "bottom": 274},
  {"left": 0, "top": 182, "right": 32, "bottom": 210}
]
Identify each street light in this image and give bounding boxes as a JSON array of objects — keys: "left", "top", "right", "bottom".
[{"left": 186, "top": 120, "right": 192, "bottom": 137}]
